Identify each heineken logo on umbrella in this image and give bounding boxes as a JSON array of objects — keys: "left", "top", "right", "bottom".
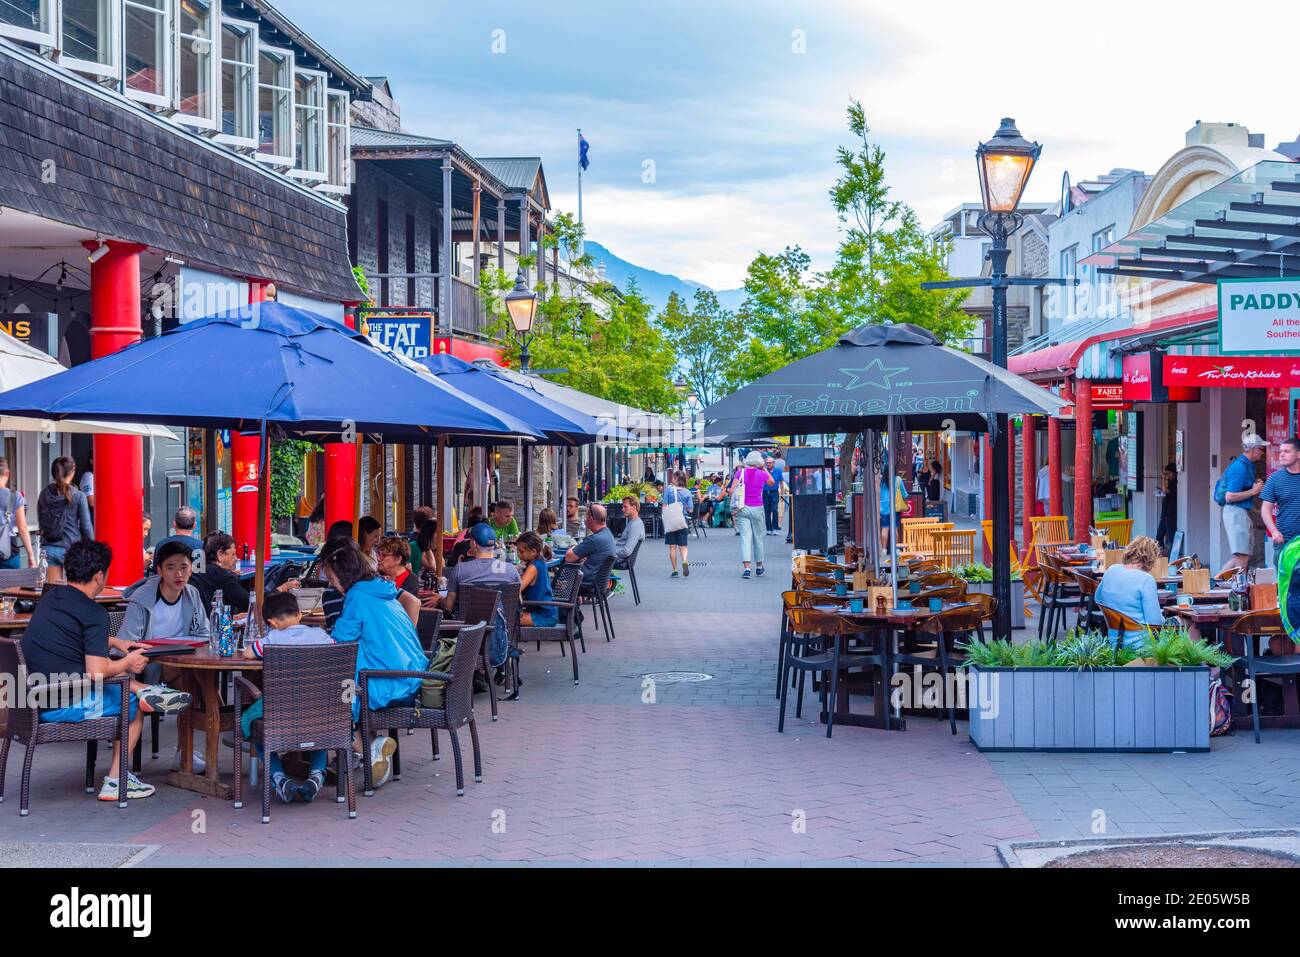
[{"left": 837, "top": 359, "right": 908, "bottom": 391}]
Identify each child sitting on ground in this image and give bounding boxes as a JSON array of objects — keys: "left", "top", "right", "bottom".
[{"left": 241, "top": 590, "right": 335, "bottom": 804}]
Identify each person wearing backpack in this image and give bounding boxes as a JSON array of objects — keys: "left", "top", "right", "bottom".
[
  {"left": 1217, "top": 434, "right": 1267, "bottom": 575},
  {"left": 37, "top": 456, "right": 94, "bottom": 584},
  {"left": 0, "top": 458, "right": 35, "bottom": 569}
]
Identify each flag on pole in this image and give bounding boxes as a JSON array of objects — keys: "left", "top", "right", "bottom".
[{"left": 579, "top": 133, "right": 590, "bottom": 171}]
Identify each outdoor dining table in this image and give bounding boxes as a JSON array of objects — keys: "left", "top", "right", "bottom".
[
  {"left": 0, "top": 611, "right": 31, "bottom": 631},
  {"left": 0, "top": 586, "right": 126, "bottom": 604},
  {"left": 803, "top": 600, "right": 977, "bottom": 732},
  {"left": 152, "top": 648, "right": 262, "bottom": 800}
]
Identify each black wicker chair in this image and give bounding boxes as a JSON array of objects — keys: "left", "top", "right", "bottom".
[
  {"left": 0, "top": 567, "right": 40, "bottom": 590},
  {"left": 232, "top": 641, "right": 358, "bottom": 824},
  {"left": 0, "top": 638, "right": 132, "bottom": 814},
  {"left": 358, "top": 621, "right": 487, "bottom": 797},
  {"left": 520, "top": 563, "right": 582, "bottom": 684},
  {"left": 415, "top": 608, "right": 444, "bottom": 653},
  {"left": 459, "top": 584, "right": 522, "bottom": 713},
  {"left": 578, "top": 554, "right": 618, "bottom": 643},
  {"left": 613, "top": 538, "right": 643, "bottom": 606}
]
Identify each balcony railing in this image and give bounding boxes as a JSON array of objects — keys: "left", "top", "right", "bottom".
[{"left": 363, "top": 271, "right": 492, "bottom": 340}]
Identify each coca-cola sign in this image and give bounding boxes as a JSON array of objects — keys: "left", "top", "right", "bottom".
[
  {"left": 1163, "top": 354, "right": 1300, "bottom": 388},
  {"left": 1123, "top": 351, "right": 1200, "bottom": 402}
]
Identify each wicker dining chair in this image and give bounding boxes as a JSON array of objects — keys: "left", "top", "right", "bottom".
[
  {"left": 0, "top": 568, "right": 40, "bottom": 590},
  {"left": 0, "top": 638, "right": 132, "bottom": 815},
  {"left": 577, "top": 554, "right": 618, "bottom": 644},
  {"left": 1228, "top": 609, "right": 1293, "bottom": 744},
  {"left": 416, "top": 608, "right": 445, "bottom": 653},
  {"left": 613, "top": 538, "right": 643, "bottom": 605},
  {"left": 358, "top": 621, "right": 488, "bottom": 797},
  {"left": 458, "top": 586, "right": 510, "bottom": 719},
  {"left": 232, "top": 641, "right": 358, "bottom": 824},
  {"left": 520, "top": 563, "right": 582, "bottom": 685}
]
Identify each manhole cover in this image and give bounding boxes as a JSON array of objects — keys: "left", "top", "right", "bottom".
[{"left": 642, "top": 672, "right": 713, "bottom": 683}]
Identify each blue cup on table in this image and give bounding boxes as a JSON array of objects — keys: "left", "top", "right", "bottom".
[
  {"left": 835, "top": 583, "right": 847, "bottom": 597},
  {"left": 834, "top": 568, "right": 845, "bottom": 582},
  {"left": 929, "top": 597, "right": 943, "bottom": 613},
  {"left": 909, "top": 580, "right": 921, "bottom": 594},
  {"left": 896, "top": 598, "right": 911, "bottom": 610},
  {"left": 849, "top": 597, "right": 864, "bottom": 613}
]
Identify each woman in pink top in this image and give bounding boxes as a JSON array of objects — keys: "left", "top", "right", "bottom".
[{"left": 726, "top": 450, "right": 776, "bottom": 578}]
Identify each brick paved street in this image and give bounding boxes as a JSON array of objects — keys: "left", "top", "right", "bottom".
[{"left": 2, "top": 528, "right": 1298, "bottom": 866}]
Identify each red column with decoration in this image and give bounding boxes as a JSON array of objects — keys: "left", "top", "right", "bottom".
[
  {"left": 1022, "top": 414, "right": 1037, "bottom": 547},
  {"left": 84, "top": 240, "right": 147, "bottom": 586},
  {"left": 1073, "top": 380, "right": 1093, "bottom": 542},
  {"left": 324, "top": 305, "right": 360, "bottom": 533},
  {"left": 231, "top": 282, "right": 273, "bottom": 557},
  {"left": 1047, "top": 414, "right": 1063, "bottom": 516}
]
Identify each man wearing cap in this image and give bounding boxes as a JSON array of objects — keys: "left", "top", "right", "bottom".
[
  {"left": 1220, "top": 434, "right": 1268, "bottom": 574},
  {"left": 438, "top": 523, "right": 520, "bottom": 616}
]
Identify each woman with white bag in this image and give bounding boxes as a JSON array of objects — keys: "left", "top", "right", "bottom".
[
  {"left": 661, "top": 470, "right": 694, "bottom": 578},
  {"left": 727, "top": 451, "right": 776, "bottom": 579}
]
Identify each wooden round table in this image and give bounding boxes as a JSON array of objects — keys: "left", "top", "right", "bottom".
[
  {"left": 0, "top": 612, "right": 31, "bottom": 632},
  {"left": 0, "top": 586, "right": 126, "bottom": 604},
  {"left": 152, "top": 649, "right": 262, "bottom": 800}
]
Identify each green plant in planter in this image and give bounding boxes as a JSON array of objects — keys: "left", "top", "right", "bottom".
[
  {"left": 959, "top": 625, "right": 1234, "bottom": 670},
  {"left": 956, "top": 562, "right": 1021, "bottom": 583},
  {"left": 1053, "top": 629, "right": 1137, "bottom": 669},
  {"left": 1136, "top": 625, "right": 1236, "bottom": 668}
]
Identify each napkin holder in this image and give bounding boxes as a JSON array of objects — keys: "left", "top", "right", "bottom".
[
  {"left": 865, "top": 586, "right": 893, "bottom": 612},
  {"left": 1102, "top": 548, "right": 1126, "bottom": 568},
  {"left": 1150, "top": 558, "right": 1169, "bottom": 580},
  {"left": 1181, "top": 568, "right": 1211, "bottom": 595},
  {"left": 852, "top": 571, "right": 875, "bottom": 592},
  {"left": 1090, "top": 534, "right": 1107, "bottom": 551},
  {"left": 1251, "top": 583, "right": 1278, "bottom": 610}
]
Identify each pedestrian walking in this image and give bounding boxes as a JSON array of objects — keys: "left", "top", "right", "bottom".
[
  {"left": 727, "top": 451, "right": 775, "bottom": 578},
  {"left": 762, "top": 456, "right": 781, "bottom": 535},
  {"left": 1155, "top": 462, "right": 1178, "bottom": 555},
  {"left": 1261, "top": 436, "right": 1300, "bottom": 564},
  {"left": 663, "top": 470, "right": 693, "bottom": 577},
  {"left": 1036, "top": 462, "right": 1051, "bottom": 516},
  {"left": 1217, "top": 435, "right": 1267, "bottom": 574}
]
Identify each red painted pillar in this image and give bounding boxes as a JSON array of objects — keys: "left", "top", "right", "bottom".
[
  {"left": 1048, "top": 414, "right": 1063, "bottom": 516},
  {"left": 1074, "top": 379, "right": 1093, "bottom": 542},
  {"left": 322, "top": 306, "right": 359, "bottom": 534},
  {"left": 1022, "top": 414, "right": 1037, "bottom": 550},
  {"left": 1008, "top": 418, "right": 1018, "bottom": 553},
  {"left": 982, "top": 435, "right": 994, "bottom": 563},
  {"left": 84, "top": 240, "right": 147, "bottom": 586},
  {"left": 231, "top": 281, "right": 272, "bottom": 556}
]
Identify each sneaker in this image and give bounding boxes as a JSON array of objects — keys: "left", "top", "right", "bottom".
[
  {"left": 98, "top": 772, "right": 154, "bottom": 801},
  {"left": 671, "top": 570, "right": 679, "bottom": 578},
  {"left": 756, "top": 566, "right": 766, "bottom": 577},
  {"left": 369, "top": 735, "right": 396, "bottom": 788},
  {"left": 171, "top": 749, "right": 205, "bottom": 774},
  {"left": 273, "top": 774, "right": 298, "bottom": 804},
  {"left": 742, "top": 569, "right": 751, "bottom": 579},
  {"left": 682, "top": 562, "right": 690, "bottom": 577},
  {"left": 136, "top": 685, "right": 192, "bottom": 714},
  {"left": 298, "top": 771, "right": 325, "bottom": 804}
]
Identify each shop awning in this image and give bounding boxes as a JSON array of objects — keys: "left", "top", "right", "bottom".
[
  {"left": 1008, "top": 308, "right": 1213, "bottom": 381},
  {"left": 1082, "top": 160, "right": 1300, "bottom": 285}
]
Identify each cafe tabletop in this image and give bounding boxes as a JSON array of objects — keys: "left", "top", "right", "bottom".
[
  {"left": 1157, "top": 588, "right": 1231, "bottom": 605},
  {"left": 1167, "top": 603, "right": 1250, "bottom": 626},
  {"left": 1, "top": 586, "right": 125, "bottom": 604},
  {"left": 808, "top": 601, "right": 974, "bottom": 627},
  {"left": 149, "top": 648, "right": 263, "bottom": 670},
  {"left": 0, "top": 612, "right": 31, "bottom": 630}
]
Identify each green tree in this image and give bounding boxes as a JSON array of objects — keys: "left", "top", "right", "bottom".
[{"left": 658, "top": 289, "right": 745, "bottom": 408}]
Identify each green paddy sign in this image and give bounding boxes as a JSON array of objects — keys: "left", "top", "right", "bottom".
[{"left": 1219, "top": 276, "right": 1300, "bottom": 355}]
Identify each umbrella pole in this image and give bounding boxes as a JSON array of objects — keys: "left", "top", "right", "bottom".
[
  {"left": 254, "top": 417, "right": 269, "bottom": 624},
  {"left": 435, "top": 435, "right": 446, "bottom": 575},
  {"left": 888, "top": 415, "right": 897, "bottom": 605},
  {"left": 869, "top": 429, "right": 880, "bottom": 580}
]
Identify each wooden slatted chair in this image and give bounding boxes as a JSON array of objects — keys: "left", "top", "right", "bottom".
[
  {"left": 929, "top": 528, "right": 977, "bottom": 570},
  {"left": 981, "top": 519, "right": 1042, "bottom": 617},
  {"left": 1095, "top": 519, "right": 1134, "bottom": 546},
  {"left": 1028, "top": 515, "right": 1072, "bottom": 567}
]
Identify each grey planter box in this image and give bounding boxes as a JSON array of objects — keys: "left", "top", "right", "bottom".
[
  {"left": 966, "top": 665, "right": 1210, "bottom": 752},
  {"left": 962, "top": 581, "right": 1026, "bottom": 629}
]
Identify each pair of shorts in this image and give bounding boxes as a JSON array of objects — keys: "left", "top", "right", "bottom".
[
  {"left": 880, "top": 514, "right": 902, "bottom": 530},
  {"left": 665, "top": 529, "right": 689, "bottom": 546},
  {"left": 41, "top": 687, "right": 138, "bottom": 724},
  {"left": 1223, "top": 505, "right": 1254, "bottom": 556},
  {"left": 43, "top": 544, "right": 67, "bottom": 567},
  {"left": 526, "top": 606, "right": 559, "bottom": 628}
]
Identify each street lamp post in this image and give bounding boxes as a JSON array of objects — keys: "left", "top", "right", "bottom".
[
  {"left": 505, "top": 267, "right": 538, "bottom": 373},
  {"left": 977, "top": 119, "right": 1040, "bottom": 642},
  {"left": 922, "top": 118, "right": 1071, "bottom": 641}
]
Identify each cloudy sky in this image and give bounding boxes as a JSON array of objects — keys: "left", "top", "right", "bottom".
[{"left": 279, "top": 0, "right": 1299, "bottom": 290}]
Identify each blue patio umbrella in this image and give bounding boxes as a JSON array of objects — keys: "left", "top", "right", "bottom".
[
  {"left": 0, "top": 302, "right": 542, "bottom": 441},
  {"left": 418, "top": 353, "right": 605, "bottom": 446}
]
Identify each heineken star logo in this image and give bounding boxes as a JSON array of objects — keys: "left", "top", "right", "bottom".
[{"left": 838, "top": 359, "right": 907, "bottom": 391}]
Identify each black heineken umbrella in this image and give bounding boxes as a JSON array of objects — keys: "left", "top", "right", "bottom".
[{"left": 700, "top": 322, "right": 1065, "bottom": 434}]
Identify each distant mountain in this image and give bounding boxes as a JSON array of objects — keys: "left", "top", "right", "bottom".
[{"left": 584, "top": 240, "right": 747, "bottom": 314}]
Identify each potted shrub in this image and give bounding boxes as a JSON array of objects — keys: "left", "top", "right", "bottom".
[
  {"left": 957, "top": 563, "right": 1026, "bottom": 629},
  {"left": 960, "top": 626, "right": 1234, "bottom": 753}
]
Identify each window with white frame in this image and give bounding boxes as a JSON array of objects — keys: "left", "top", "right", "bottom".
[
  {"left": 1060, "top": 245, "right": 1078, "bottom": 319},
  {"left": 0, "top": 0, "right": 56, "bottom": 47},
  {"left": 256, "top": 43, "right": 294, "bottom": 163},
  {"left": 292, "top": 68, "right": 326, "bottom": 179},
  {"left": 60, "top": 0, "right": 116, "bottom": 77},
  {"left": 175, "top": 0, "right": 218, "bottom": 127},
  {"left": 322, "top": 89, "right": 350, "bottom": 193},
  {"left": 123, "top": 0, "right": 171, "bottom": 106},
  {"left": 218, "top": 17, "right": 256, "bottom": 144}
]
